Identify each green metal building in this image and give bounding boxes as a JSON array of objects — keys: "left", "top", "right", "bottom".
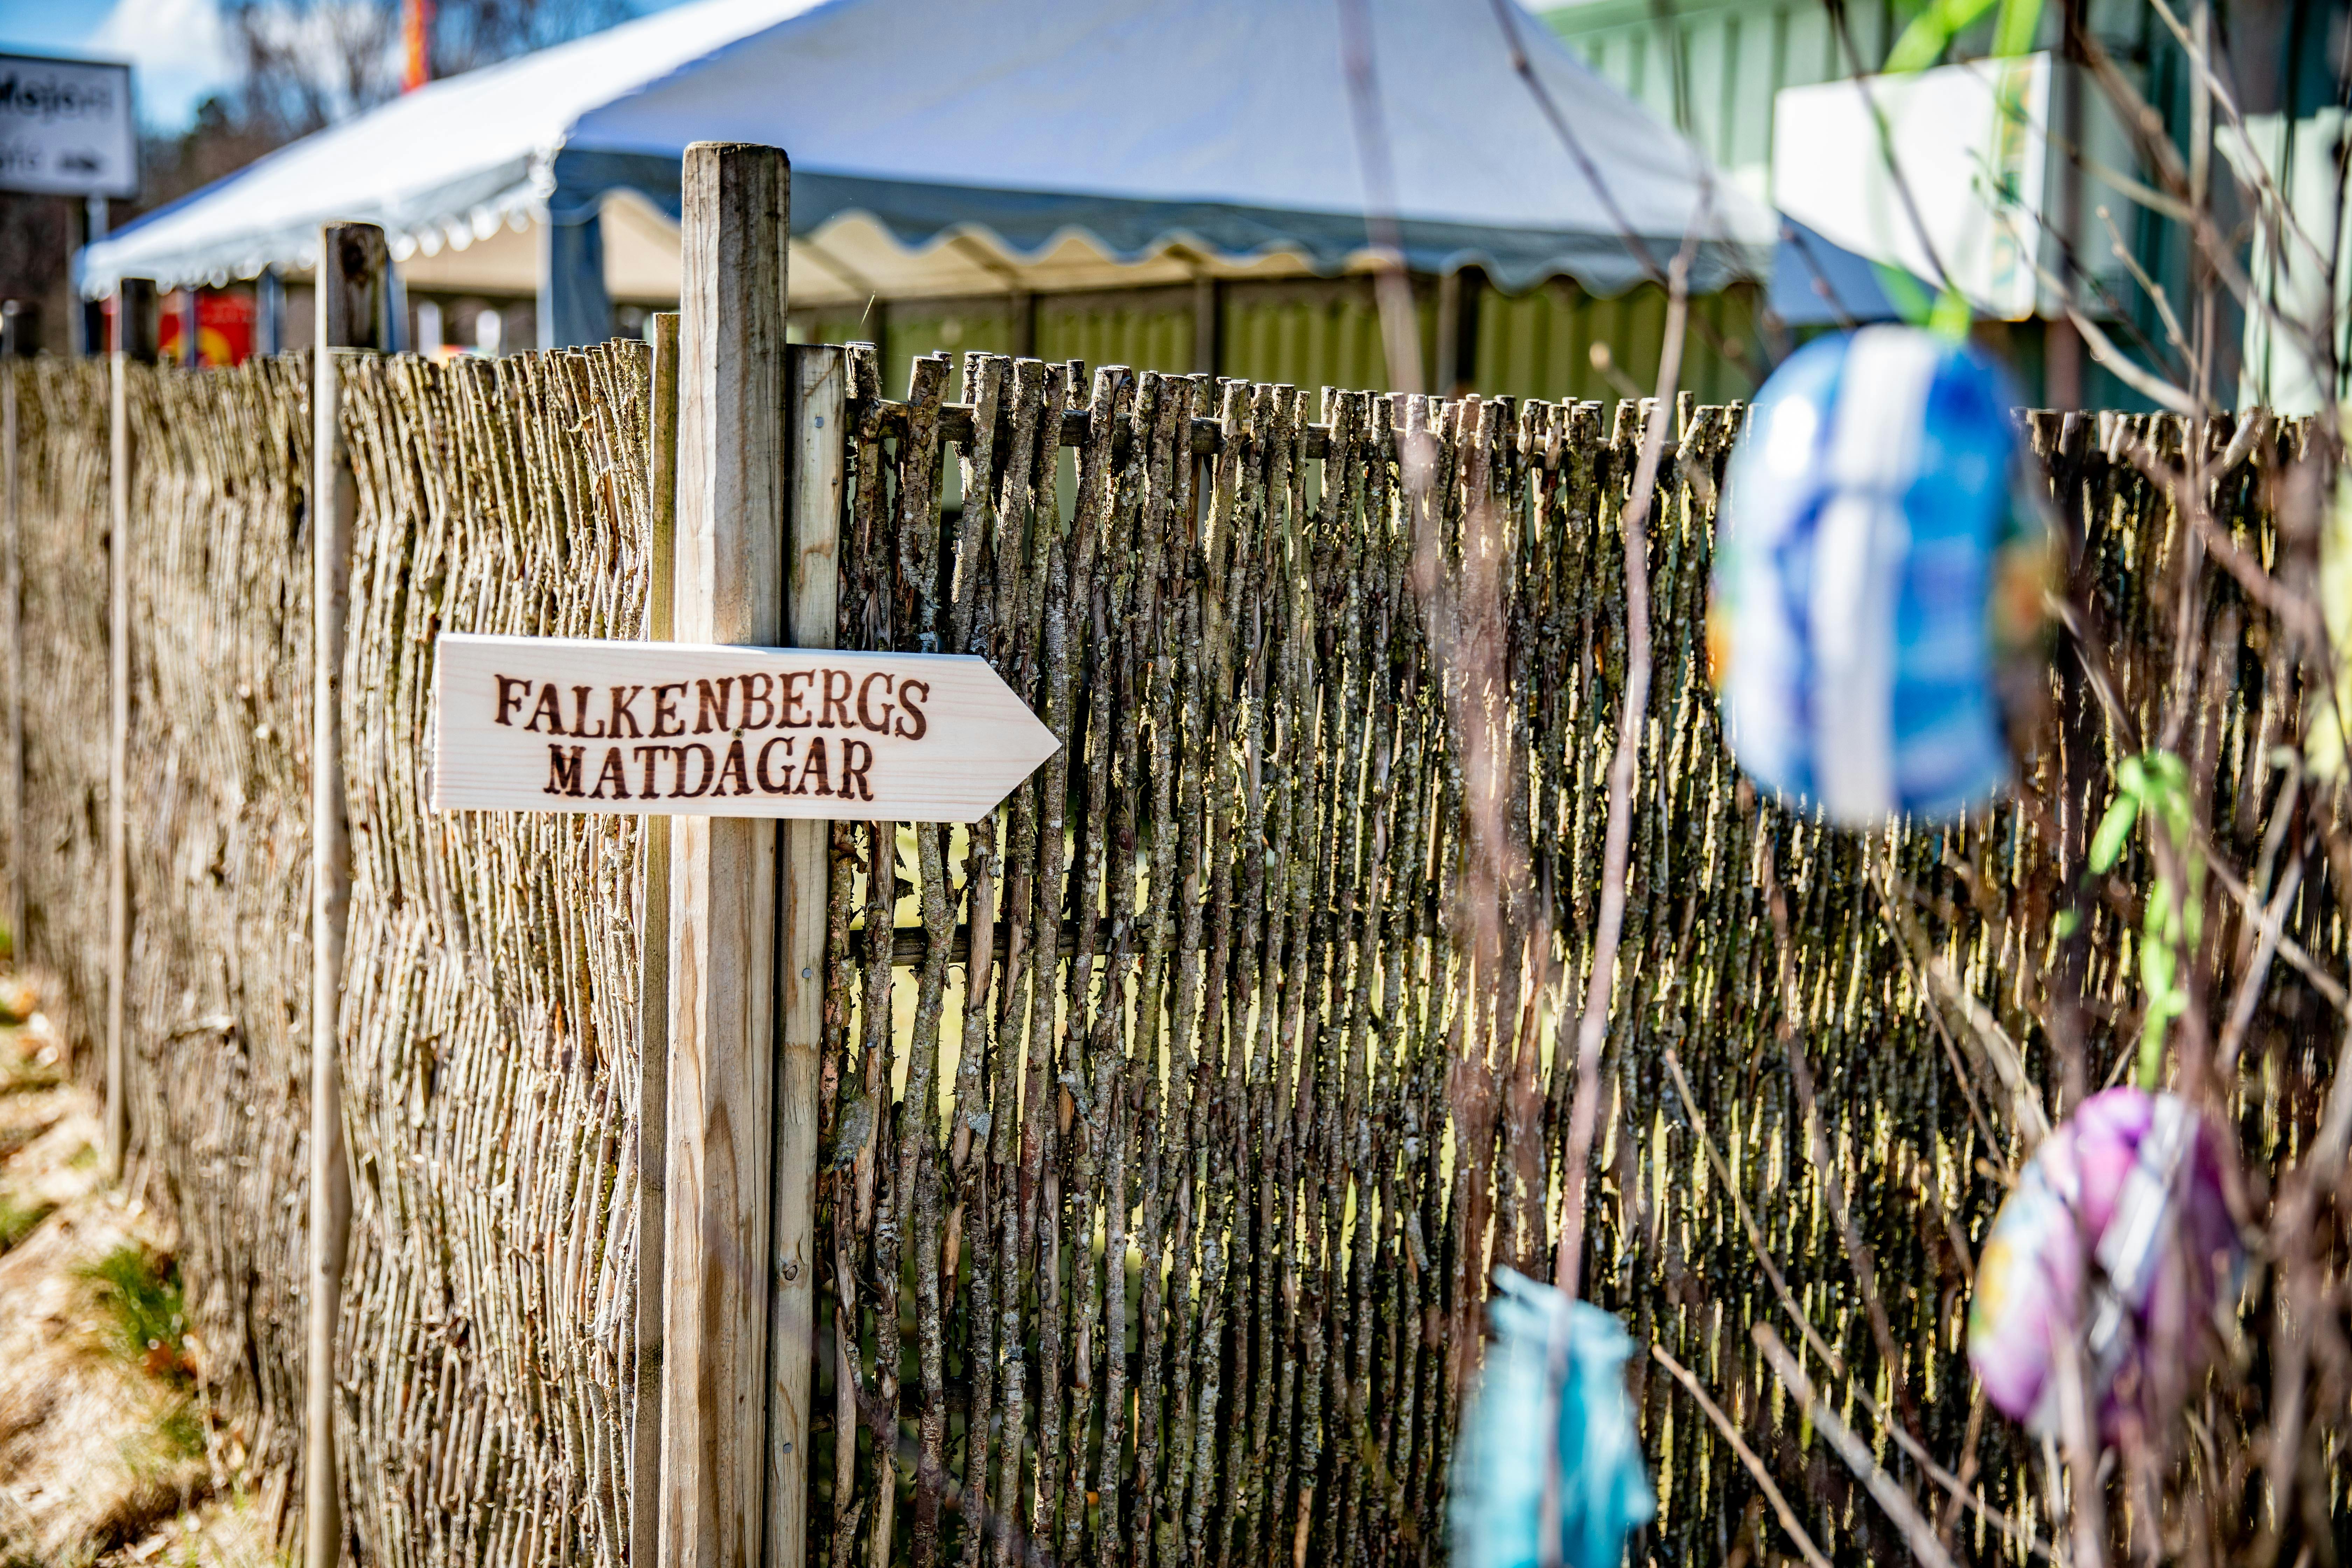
[
  {"left": 793, "top": 273, "right": 1760, "bottom": 411},
  {"left": 1546, "top": 0, "right": 2352, "bottom": 411}
]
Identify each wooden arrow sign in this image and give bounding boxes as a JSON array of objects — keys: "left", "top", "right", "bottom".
[{"left": 430, "top": 633, "right": 1058, "bottom": 821}]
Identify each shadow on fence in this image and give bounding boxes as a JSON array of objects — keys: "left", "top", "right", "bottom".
[{"left": 6, "top": 345, "right": 2341, "bottom": 1568}]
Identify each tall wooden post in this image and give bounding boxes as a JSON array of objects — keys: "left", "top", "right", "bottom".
[
  {"left": 663, "top": 140, "right": 790, "bottom": 1568},
  {"left": 308, "top": 222, "right": 388, "bottom": 1568},
  {"left": 767, "top": 339, "right": 844, "bottom": 1568},
  {"left": 104, "top": 274, "right": 154, "bottom": 1179},
  {"left": 635, "top": 308, "right": 681, "bottom": 1568}
]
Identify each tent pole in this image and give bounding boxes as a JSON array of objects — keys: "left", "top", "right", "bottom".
[
  {"left": 1192, "top": 274, "right": 1222, "bottom": 377},
  {"left": 1431, "top": 265, "right": 1486, "bottom": 395},
  {"left": 1013, "top": 290, "right": 1037, "bottom": 359},
  {"left": 862, "top": 301, "right": 889, "bottom": 397},
  {"left": 542, "top": 198, "right": 614, "bottom": 349},
  {"left": 259, "top": 268, "right": 285, "bottom": 357},
  {"left": 385, "top": 264, "right": 408, "bottom": 354},
  {"left": 77, "top": 197, "right": 108, "bottom": 357}
]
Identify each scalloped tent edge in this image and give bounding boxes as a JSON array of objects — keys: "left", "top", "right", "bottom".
[{"left": 79, "top": 0, "right": 1777, "bottom": 345}]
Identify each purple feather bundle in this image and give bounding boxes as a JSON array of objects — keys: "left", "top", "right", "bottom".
[{"left": 1967, "top": 1088, "right": 2238, "bottom": 1441}]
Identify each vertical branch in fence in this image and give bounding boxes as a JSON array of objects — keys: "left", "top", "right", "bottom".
[
  {"left": 104, "top": 273, "right": 153, "bottom": 1177},
  {"left": 638, "top": 307, "right": 682, "bottom": 1568},
  {"left": 307, "top": 222, "right": 387, "bottom": 1568},
  {"left": 769, "top": 338, "right": 845, "bottom": 1568},
  {"left": 663, "top": 139, "right": 790, "bottom": 1568}
]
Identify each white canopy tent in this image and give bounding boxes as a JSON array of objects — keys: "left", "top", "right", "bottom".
[{"left": 82, "top": 0, "right": 1774, "bottom": 348}]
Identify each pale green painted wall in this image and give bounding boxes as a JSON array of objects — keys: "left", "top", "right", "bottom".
[
  {"left": 793, "top": 276, "right": 1760, "bottom": 406},
  {"left": 1037, "top": 295, "right": 1193, "bottom": 381},
  {"left": 1479, "top": 282, "right": 1760, "bottom": 405},
  {"left": 1542, "top": 0, "right": 1910, "bottom": 208},
  {"left": 1221, "top": 286, "right": 1428, "bottom": 394}
]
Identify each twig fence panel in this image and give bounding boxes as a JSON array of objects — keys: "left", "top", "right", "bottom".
[
  {"left": 11, "top": 354, "right": 316, "bottom": 1518},
  {"left": 4, "top": 345, "right": 657, "bottom": 1567},
  {"left": 5, "top": 343, "right": 2338, "bottom": 1567},
  {"left": 814, "top": 355, "right": 2338, "bottom": 1568},
  {"left": 126, "top": 354, "right": 321, "bottom": 1507},
  {"left": 13, "top": 359, "right": 121, "bottom": 1078},
  {"left": 334, "top": 346, "right": 656, "bottom": 1568}
]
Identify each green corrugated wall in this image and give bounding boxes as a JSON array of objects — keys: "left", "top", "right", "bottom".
[
  {"left": 792, "top": 275, "right": 1757, "bottom": 404},
  {"left": 1477, "top": 282, "right": 1760, "bottom": 405},
  {"left": 1546, "top": 0, "right": 1909, "bottom": 201},
  {"left": 1036, "top": 296, "right": 1194, "bottom": 380},
  {"left": 1220, "top": 286, "right": 1426, "bottom": 392}
]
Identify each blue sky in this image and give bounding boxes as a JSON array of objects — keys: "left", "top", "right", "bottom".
[{"left": 0, "top": 0, "right": 689, "bottom": 134}]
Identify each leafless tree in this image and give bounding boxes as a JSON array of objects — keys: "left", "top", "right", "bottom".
[{"left": 217, "top": 0, "right": 631, "bottom": 140}]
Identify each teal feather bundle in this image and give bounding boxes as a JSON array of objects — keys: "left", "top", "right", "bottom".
[{"left": 1450, "top": 1268, "right": 1655, "bottom": 1568}]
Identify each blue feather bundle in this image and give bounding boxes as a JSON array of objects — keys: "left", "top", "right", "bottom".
[
  {"left": 1707, "top": 326, "right": 2054, "bottom": 827},
  {"left": 1450, "top": 1268, "right": 1654, "bottom": 1568}
]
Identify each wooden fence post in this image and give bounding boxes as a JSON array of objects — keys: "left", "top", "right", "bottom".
[
  {"left": 767, "top": 339, "right": 845, "bottom": 1568},
  {"left": 3, "top": 310, "right": 19, "bottom": 966},
  {"left": 105, "top": 323, "right": 123, "bottom": 1171},
  {"left": 104, "top": 274, "right": 154, "bottom": 1179},
  {"left": 636, "top": 307, "right": 681, "bottom": 1568},
  {"left": 308, "top": 222, "right": 387, "bottom": 1568},
  {"left": 662, "top": 140, "right": 790, "bottom": 1568}
]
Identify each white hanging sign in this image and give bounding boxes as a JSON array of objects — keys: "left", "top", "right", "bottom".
[
  {"left": 430, "top": 634, "right": 1057, "bottom": 822},
  {"left": 0, "top": 53, "right": 137, "bottom": 200}
]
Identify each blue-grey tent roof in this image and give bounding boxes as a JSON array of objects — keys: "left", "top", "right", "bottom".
[
  {"left": 82, "top": 0, "right": 1774, "bottom": 301},
  {"left": 1769, "top": 217, "right": 1929, "bottom": 326}
]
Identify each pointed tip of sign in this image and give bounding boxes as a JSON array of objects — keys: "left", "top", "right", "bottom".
[
  {"left": 958, "top": 715, "right": 1062, "bottom": 822},
  {"left": 1021, "top": 716, "right": 1064, "bottom": 768}
]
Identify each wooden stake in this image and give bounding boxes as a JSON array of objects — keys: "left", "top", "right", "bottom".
[
  {"left": 103, "top": 275, "right": 152, "bottom": 1179},
  {"left": 662, "top": 140, "right": 790, "bottom": 1568},
  {"left": 308, "top": 222, "right": 387, "bottom": 1568},
  {"left": 635, "top": 307, "right": 681, "bottom": 1568},
  {"left": 767, "top": 340, "right": 845, "bottom": 1568},
  {"left": 2, "top": 317, "right": 20, "bottom": 966}
]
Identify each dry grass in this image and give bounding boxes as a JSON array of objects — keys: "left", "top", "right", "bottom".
[{"left": 0, "top": 986, "right": 285, "bottom": 1568}]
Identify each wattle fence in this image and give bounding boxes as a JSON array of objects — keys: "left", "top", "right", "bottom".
[
  {"left": 12, "top": 354, "right": 316, "bottom": 1510},
  {"left": 7, "top": 347, "right": 657, "bottom": 1561},
  {"left": 4, "top": 345, "right": 2338, "bottom": 1568}
]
